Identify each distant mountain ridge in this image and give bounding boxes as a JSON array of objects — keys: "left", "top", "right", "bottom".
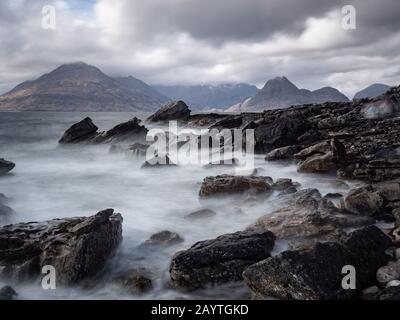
[
  {"left": 227, "top": 76, "right": 350, "bottom": 112},
  {"left": 0, "top": 62, "right": 168, "bottom": 112},
  {"left": 153, "top": 83, "right": 258, "bottom": 109},
  {"left": 354, "top": 83, "right": 391, "bottom": 99}
]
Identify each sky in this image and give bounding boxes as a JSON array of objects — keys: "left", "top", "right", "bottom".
[{"left": 0, "top": 0, "right": 399, "bottom": 98}]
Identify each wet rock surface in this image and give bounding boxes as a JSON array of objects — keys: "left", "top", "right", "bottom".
[
  {"left": 143, "top": 230, "right": 184, "bottom": 247},
  {"left": 0, "top": 159, "right": 15, "bottom": 176},
  {"left": 113, "top": 268, "right": 153, "bottom": 295},
  {"left": 243, "top": 226, "right": 392, "bottom": 300},
  {"left": 0, "top": 209, "right": 122, "bottom": 284},
  {"left": 170, "top": 229, "right": 275, "bottom": 290},
  {"left": 199, "top": 175, "right": 272, "bottom": 198},
  {"left": 146, "top": 100, "right": 191, "bottom": 122},
  {"left": 0, "top": 286, "right": 17, "bottom": 300},
  {"left": 59, "top": 117, "right": 148, "bottom": 144}
]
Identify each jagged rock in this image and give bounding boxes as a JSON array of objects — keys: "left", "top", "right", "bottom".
[
  {"left": 170, "top": 229, "right": 275, "bottom": 290},
  {"left": 59, "top": 117, "right": 147, "bottom": 144},
  {"left": 248, "top": 192, "right": 374, "bottom": 242},
  {"left": 143, "top": 231, "right": 183, "bottom": 247},
  {"left": 58, "top": 117, "right": 98, "bottom": 143},
  {"left": 0, "top": 209, "right": 122, "bottom": 284},
  {"left": 0, "top": 286, "right": 17, "bottom": 300},
  {"left": 243, "top": 226, "right": 392, "bottom": 300},
  {"left": 344, "top": 181, "right": 400, "bottom": 220},
  {"left": 199, "top": 175, "right": 272, "bottom": 198},
  {"left": 265, "top": 145, "right": 301, "bottom": 161},
  {"left": 113, "top": 268, "right": 153, "bottom": 295},
  {"left": 185, "top": 209, "right": 217, "bottom": 220},
  {"left": 146, "top": 100, "right": 191, "bottom": 122},
  {"left": 0, "top": 159, "right": 15, "bottom": 175},
  {"left": 296, "top": 139, "right": 347, "bottom": 173}
]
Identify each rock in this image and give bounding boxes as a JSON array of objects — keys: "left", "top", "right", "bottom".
[
  {"left": 296, "top": 139, "right": 347, "bottom": 173},
  {"left": 387, "top": 280, "right": 400, "bottom": 288},
  {"left": 271, "top": 178, "right": 297, "bottom": 191},
  {"left": 248, "top": 193, "right": 374, "bottom": 242},
  {"left": 0, "top": 286, "right": 17, "bottom": 300},
  {"left": 0, "top": 203, "right": 15, "bottom": 222},
  {"left": 376, "top": 261, "right": 400, "bottom": 286},
  {"left": 142, "top": 154, "right": 177, "bottom": 167},
  {"left": 265, "top": 145, "right": 301, "bottom": 161},
  {"left": 0, "top": 159, "right": 15, "bottom": 175},
  {"left": 59, "top": 117, "right": 148, "bottom": 144},
  {"left": 254, "top": 115, "right": 311, "bottom": 153},
  {"left": 362, "top": 286, "right": 380, "bottom": 300},
  {"left": 128, "top": 143, "right": 148, "bottom": 158},
  {"left": 113, "top": 269, "right": 153, "bottom": 295},
  {"left": 344, "top": 185, "right": 384, "bottom": 217},
  {"left": 393, "top": 227, "right": 400, "bottom": 245},
  {"left": 170, "top": 229, "right": 275, "bottom": 290},
  {"left": 143, "top": 231, "right": 183, "bottom": 247},
  {"left": 0, "top": 209, "right": 122, "bottom": 284},
  {"left": 379, "top": 285, "right": 400, "bottom": 300},
  {"left": 199, "top": 175, "right": 272, "bottom": 198},
  {"left": 243, "top": 226, "right": 392, "bottom": 300},
  {"left": 146, "top": 100, "right": 191, "bottom": 122},
  {"left": 185, "top": 209, "right": 217, "bottom": 220},
  {"left": 58, "top": 117, "right": 98, "bottom": 143}
]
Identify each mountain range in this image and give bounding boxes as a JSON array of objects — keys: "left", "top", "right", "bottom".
[
  {"left": 0, "top": 62, "right": 393, "bottom": 112},
  {"left": 353, "top": 83, "right": 392, "bottom": 100},
  {"left": 0, "top": 62, "right": 169, "bottom": 112},
  {"left": 226, "top": 76, "right": 350, "bottom": 112}
]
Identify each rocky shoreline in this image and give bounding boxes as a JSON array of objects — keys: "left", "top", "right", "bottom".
[{"left": 1, "top": 85, "right": 400, "bottom": 300}]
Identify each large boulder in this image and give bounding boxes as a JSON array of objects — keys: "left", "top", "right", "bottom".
[
  {"left": 58, "top": 117, "right": 98, "bottom": 143},
  {"left": 0, "top": 209, "right": 122, "bottom": 284},
  {"left": 170, "top": 229, "right": 275, "bottom": 290},
  {"left": 199, "top": 175, "right": 272, "bottom": 198},
  {"left": 146, "top": 100, "right": 191, "bottom": 122},
  {"left": 243, "top": 226, "right": 392, "bottom": 300},
  {"left": 295, "top": 139, "right": 347, "bottom": 173},
  {"left": 59, "top": 117, "right": 147, "bottom": 144},
  {"left": 0, "top": 159, "right": 15, "bottom": 176},
  {"left": 248, "top": 189, "right": 375, "bottom": 243}
]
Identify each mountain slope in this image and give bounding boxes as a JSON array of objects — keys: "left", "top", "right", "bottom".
[
  {"left": 354, "top": 83, "right": 391, "bottom": 99},
  {"left": 0, "top": 62, "right": 165, "bottom": 112},
  {"left": 228, "top": 77, "right": 349, "bottom": 112},
  {"left": 153, "top": 83, "right": 258, "bottom": 109}
]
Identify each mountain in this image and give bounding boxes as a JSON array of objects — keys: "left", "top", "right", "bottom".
[
  {"left": 353, "top": 83, "right": 391, "bottom": 99},
  {"left": 0, "top": 62, "right": 167, "bottom": 112},
  {"left": 227, "top": 76, "right": 349, "bottom": 112},
  {"left": 153, "top": 83, "right": 258, "bottom": 109}
]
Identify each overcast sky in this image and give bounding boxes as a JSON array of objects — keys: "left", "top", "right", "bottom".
[{"left": 0, "top": 0, "right": 399, "bottom": 97}]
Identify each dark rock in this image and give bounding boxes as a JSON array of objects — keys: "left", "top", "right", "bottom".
[
  {"left": 243, "top": 226, "right": 392, "bottom": 300},
  {"left": 0, "top": 209, "right": 122, "bottom": 284},
  {"left": 296, "top": 139, "right": 347, "bottom": 173},
  {"left": 170, "top": 229, "right": 275, "bottom": 290},
  {"left": 146, "top": 100, "right": 191, "bottom": 122},
  {"left": 379, "top": 285, "right": 400, "bottom": 300},
  {"left": 59, "top": 117, "right": 147, "bottom": 144},
  {"left": 0, "top": 159, "right": 15, "bottom": 175},
  {"left": 0, "top": 203, "right": 15, "bottom": 222},
  {"left": 143, "top": 231, "right": 183, "bottom": 247},
  {"left": 113, "top": 268, "right": 153, "bottom": 295},
  {"left": 185, "top": 209, "right": 217, "bottom": 220},
  {"left": 248, "top": 193, "right": 374, "bottom": 242},
  {"left": 58, "top": 117, "right": 98, "bottom": 143},
  {"left": 271, "top": 178, "right": 297, "bottom": 191},
  {"left": 265, "top": 145, "right": 302, "bottom": 161},
  {"left": 199, "top": 175, "right": 272, "bottom": 198},
  {"left": 0, "top": 286, "right": 17, "bottom": 300}
]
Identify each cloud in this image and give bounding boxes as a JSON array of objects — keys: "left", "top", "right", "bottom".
[{"left": 0, "top": 0, "right": 399, "bottom": 98}]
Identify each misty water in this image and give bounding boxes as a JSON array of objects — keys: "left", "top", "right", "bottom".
[{"left": 0, "top": 112, "right": 361, "bottom": 300}]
